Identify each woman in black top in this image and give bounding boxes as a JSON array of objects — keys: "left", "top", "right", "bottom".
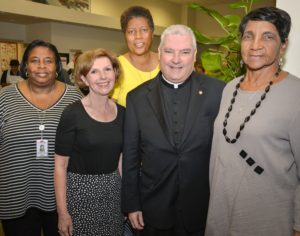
[{"left": 54, "top": 48, "right": 124, "bottom": 236}]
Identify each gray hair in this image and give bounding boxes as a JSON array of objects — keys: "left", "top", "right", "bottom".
[{"left": 159, "top": 24, "right": 197, "bottom": 50}]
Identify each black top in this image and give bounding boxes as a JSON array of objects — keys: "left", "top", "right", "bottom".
[
  {"left": 55, "top": 100, "right": 124, "bottom": 174},
  {"left": 160, "top": 76, "right": 192, "bottom": 146}
]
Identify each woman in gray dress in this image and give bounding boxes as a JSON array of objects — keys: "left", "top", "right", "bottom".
[{"left": 205, "top": 7, "right": 300, "bottom": 236}]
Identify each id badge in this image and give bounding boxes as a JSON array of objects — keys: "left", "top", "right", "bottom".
[{"left": 36, "top": 139, "right": 48, "bottom": 158}]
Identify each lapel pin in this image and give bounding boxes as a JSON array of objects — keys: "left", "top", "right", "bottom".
[{"left": 198, "top": 90, "right": 203, "bottom": 95}]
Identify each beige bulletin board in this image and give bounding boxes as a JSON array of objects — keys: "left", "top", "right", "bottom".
[{"left": 0, "top": 42, "right": 18, "bottom": 73}]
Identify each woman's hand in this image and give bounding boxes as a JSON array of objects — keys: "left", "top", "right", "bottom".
[
  {"left": 58, "top": 213, "right": 73, "bottom": 236},
  {"left": 54, "top": 154, "right": 72, "bottom": 235}
]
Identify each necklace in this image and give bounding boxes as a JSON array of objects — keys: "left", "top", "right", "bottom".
[
  {"left": 223, "top": 69, "right": 280, "bottom": 144},
  {"left": 28, "top": 81, "right": 55, "bottom": 134}
]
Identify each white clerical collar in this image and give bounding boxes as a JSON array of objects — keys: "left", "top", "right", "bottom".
[{"left": 161, "top": 75, "right": 184, "bottom": 89}]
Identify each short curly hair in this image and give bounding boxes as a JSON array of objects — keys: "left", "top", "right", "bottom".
[
  {"left": 239, "top": 7, "right": 291, "bottom": 43},
  {"left": 120, "top": 6, "right": 154, "bottom": 33}
]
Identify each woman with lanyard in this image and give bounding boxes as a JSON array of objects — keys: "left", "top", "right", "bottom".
[{"left": 0, "top": 39, "right": 82, "bottom": 236}]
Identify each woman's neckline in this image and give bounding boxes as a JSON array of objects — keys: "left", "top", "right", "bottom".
[
  {"left": 238, "top": 71, "right": 289, "bottom": 92},
  {"left": 123, "top": 52, "right": 159, "bottom": 72}
]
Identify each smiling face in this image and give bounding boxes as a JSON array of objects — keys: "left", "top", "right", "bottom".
[
  {"left": 241, "top": 20, "right": 287, "bottom": 72},
  {"left": 125, "top": 17, "right": 153, "bottom": 56},
  {"left": 158, "top": 34, "right": 196, "bottom": 83},
  {"left": 81, "top": 57, "right": 116, "bottom": 96},
  {"left": 26, "top": 46, "right": 57, "bottom": 86}
]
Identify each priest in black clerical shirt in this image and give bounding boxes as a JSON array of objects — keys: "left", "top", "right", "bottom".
[{"left": 121, "top": 24, "right": 225, "bottom": 236}]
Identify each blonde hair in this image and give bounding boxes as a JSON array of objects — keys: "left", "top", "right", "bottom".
[{"left": 74, "top": 48, "right": 121, "bottom": 88}]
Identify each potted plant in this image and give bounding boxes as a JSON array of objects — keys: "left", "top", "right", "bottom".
[{"left": 190, "top": 0, "right": 262, "bottom": 82}]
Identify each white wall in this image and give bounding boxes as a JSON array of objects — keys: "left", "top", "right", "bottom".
[
  {"left": 26, "top": 23, "right": 52, "bottom": 42},
  {"left": 277, "top": 0, "right": 300, "bottom": 77},
  {"left": 0, "top": 22, "right": 26, "bottom": 41}
]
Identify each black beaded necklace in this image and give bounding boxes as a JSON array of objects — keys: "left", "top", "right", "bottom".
[{"left": 223, "top": 69, "right": 281, "bottom": 144}]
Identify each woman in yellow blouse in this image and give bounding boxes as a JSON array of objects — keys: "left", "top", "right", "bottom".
[{"left": 111, "top": 6, "right": 159, "bottom": 107}]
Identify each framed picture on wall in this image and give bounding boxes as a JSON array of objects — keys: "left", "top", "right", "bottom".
[{"left": 59, "top": 53, "right": 69, "bottom": 68}]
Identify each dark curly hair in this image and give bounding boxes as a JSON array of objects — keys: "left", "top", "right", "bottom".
[
  {"left": 20, "top": 39, "right": 62, "bottom": 79},
  {"left": 239, "top": 7, "right": 291, "bottom": 43},
  {"left": 120, "top": 6, "right": 154, "bottom": 33}
]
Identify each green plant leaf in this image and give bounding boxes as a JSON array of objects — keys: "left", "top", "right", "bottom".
[
  {"left": 190, "top": 0, "right": 262, "bottom": 82},
  {"left": 201, "top": 51, "right": 222, "bottom": 72},
  {"left": 190, "top": 3, "right": 201, "bottom": 9},
  {"left": 220, "top": 39, "right": 240, "bottom": 52},
  {"left": 224, "top": 15, "right": 241, "bottom": 30},
  {"left": 190, "top": 4, "right": 230, "bottom": 33},
  {"left": 229, "top": 2, "right": 249, "bottom": 10},
  {"left": 194, "top": 30, "right": 233, "bottom": 45}
]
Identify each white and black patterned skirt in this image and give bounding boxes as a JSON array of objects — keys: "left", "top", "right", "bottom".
[{"left": 67, "top": 170, "right": 123, "bottom": 236}]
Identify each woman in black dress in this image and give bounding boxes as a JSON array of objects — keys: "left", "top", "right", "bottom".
[{"left": 54, "top": 48, "right": 124, "bottom": 236}]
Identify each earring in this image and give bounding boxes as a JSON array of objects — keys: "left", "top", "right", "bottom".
[
  {"left": 240, "top": 60, "right": 244, "bottom": 68},
  {"left": 279, "top": 57, "right": 284, "bottom": 68},
  {"left": 25, "top": 71, "right": 28, "bottom": 78},
  {"left": 56, "top": 72, "right": 58, "bottom": 78}
]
